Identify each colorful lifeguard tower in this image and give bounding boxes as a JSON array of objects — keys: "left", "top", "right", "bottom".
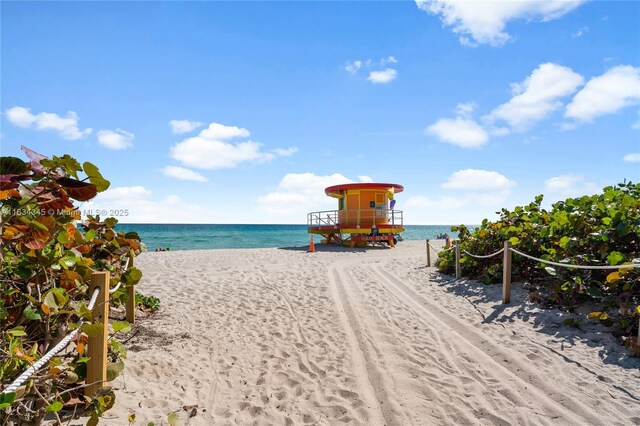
[{"left": 307, "top": 183, "right": 404, "bottom": 247}]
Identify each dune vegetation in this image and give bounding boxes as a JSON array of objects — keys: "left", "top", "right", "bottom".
[
  {"left": 1, "top": 147, "right": 144, "bottom": 424},
  {"left": 438, "top": 182, "right": 640, "bottom": 348}
]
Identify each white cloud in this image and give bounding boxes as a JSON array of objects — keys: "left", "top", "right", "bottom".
[
  {"left": 380, "top": 56, "right": 398, "bottom": 66},
  {"left": 346, "top": 57, "right": 399, "bottom": 83},
  {"left": 5, "top": 106, "right": 92, "bottom": 140},
  {"left": 415, "top": 0, "right": 585, "bottom": 46},
  {"left": 84, "top": 186, "right": 211, "bottom": 223},
  {"left": 368, "top": 68, "right": 398, "bottom": 84},
  {"left": 565, "top": 65, "right": 640, "bottom": 122},
  {"left": 345, "top": 60, "right": 363, "bottom": 74},
  {"left": 633, "top": 111, "right": 640, "bottom": 129},
  {"left": 161, "top": 166, "right": 208, "bottom": 183},
  {"left": 544, "top": 174, "right": 599, "bottom": 199},
  {"left": 442, "top": 169, "right": 516, "bottom": 191},
  {"left": 571, "top": 26, "right": 588, "bottom": 38},
  {"left": 200, "top": 122, "right": 251, "bottom": 140},
  {"left": 98, "top": 186, "right": 152, "bottom": 200},
  {"left": 170, "top": 122, "right": 296, "bottom": 169},
  {"left": 273, "top": 147, "right": 299, "bottom": 156},
  {"left": 455, "top": 102, "right": 477, "bottom": 116},
  {"left": 97, "top": 129, "right": 134, "bottom": 150},
  {"left": 426, "top": 117, "right": 489, "bottom": 148},
  {"left": 623, "top": 153, "right": 640, "bottom": 163},
  {"left": 257, "top": 173, "right": 370, "bottom": 215},
  {"left": 405, "top": 169, "right": 516, "bottom": 222},
  {"left": 169, "top": 119, "right": 204, "bottom": 134},
  {"left": 489, "top": 63, "right": 584, "bottom": 131}
]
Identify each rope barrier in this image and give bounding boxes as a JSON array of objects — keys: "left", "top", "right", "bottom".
[
  {"left": 2, "top": 287, "right": 102, "bottom": 395},
  {"left": 509, "top": 247, "right": 640, "bottom": 270},
  {"left": 463, "top": 248, "right": 505, "bottom": 259},
  {"left": 429, "top": 243, "right": 454, "bottom": 253},
  {"left": 109, "top": 257, "right": 130, "bottom": 294}
]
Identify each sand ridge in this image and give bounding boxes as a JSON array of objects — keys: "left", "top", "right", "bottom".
[{"left": 105, "top": 240, "right": 640, "bottom": 425}]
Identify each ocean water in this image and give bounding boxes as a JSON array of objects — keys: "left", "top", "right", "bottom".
[{"left": 114, "top": 224, "right": 466, "bottom": 251}]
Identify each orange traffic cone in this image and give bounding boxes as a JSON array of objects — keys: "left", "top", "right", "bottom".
[{"left": 308, "top": 235, "right": 315, "bottom": 253}]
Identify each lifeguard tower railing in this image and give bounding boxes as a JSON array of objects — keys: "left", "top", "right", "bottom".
[{"left": 307, "top": 209, "right": 403, "bottom": 229}]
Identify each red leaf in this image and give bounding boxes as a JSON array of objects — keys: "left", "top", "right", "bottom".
[
  {"left": 21, "top": 145, "right": 48, "bottom": 174},
  {"left": 55, "top": 177, "right": 97, "bottom": 201}
]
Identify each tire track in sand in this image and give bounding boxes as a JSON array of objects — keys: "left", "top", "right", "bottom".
[
  {"left": 372, "top": 264, "right": 610, "bottom": 425},
  {"left": 328, "top": 266, "right": 399, "bottom": 426}
]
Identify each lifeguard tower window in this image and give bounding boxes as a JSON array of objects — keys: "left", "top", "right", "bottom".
[
  {"left": 370, "top": 201, "right": 375, "bottom": 208},
  {"left": 339, "top": 198, "right": 344, "bottom": 210}
]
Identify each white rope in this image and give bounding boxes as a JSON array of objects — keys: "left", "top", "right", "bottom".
[
  {"left": 429, "top": 243, "right": 454, "bottom": 253},
  {"left": 109, "top": 257, "right": 130, "bottom": 294},
  {"left": 2, "top": 287, "right": 101, "bottom": 395},
  {"left": 463, "top": 248, "right": 505, "bottom": 259},
  {"left": 510, "top": 247, "right": 640, "bottom": 270},
  {"left": 428, "top": 243, "right": 442, "bottom": 253}
]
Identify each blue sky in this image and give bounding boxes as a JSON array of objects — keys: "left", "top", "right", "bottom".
[{"left": 1, "top": 1, "right": 639, "bottom": 224}]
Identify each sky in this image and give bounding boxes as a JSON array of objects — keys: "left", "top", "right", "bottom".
[{"left": 1, "top": 0, "right": 639, "bottom": 225}]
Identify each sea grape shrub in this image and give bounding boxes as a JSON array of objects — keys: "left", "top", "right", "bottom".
[
  {"left": 0, "top": 147, "right": 143, "bottom": 424},
  {"left": 438, "top": 182, "right": 639, "bottom": 347}
]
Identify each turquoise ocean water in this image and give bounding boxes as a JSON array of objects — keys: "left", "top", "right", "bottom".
[{"left": 114, "top": 224, "right": 466, "bottom": 251}]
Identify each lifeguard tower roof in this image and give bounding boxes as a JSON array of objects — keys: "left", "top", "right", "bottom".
[{"left": 325, "top": 183, "right": 404, "bottom": 197}]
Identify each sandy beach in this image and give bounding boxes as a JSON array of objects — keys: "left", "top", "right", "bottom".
[{"left": 105, "top": 240, "right": 640, "bottom": 425}]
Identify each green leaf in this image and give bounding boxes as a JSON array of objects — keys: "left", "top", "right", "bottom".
[
  {"left": 123, "top": 268, "right": 143, "bottom": 285},
  {"left": 43, "top": 288, "right": 69, "bottom": 312},
  {"left": 167, "top": 412, "right": 181, "bottom": 426},
  {"left": 81, "top": 323, "right": 104, "bottom": 337},
  {"left": 0, "top": 157, "right": 27, "bottom": 175},
  {"left": 558, "top": 236, "right": 571, "bottom": 249},
  {"left": 606, "top": 251, "right": 625, "bottom": 266},
  {"left": 22, "top": 305, "right": 42, "bottom": 321},
  {"left": 585, "top": 286, "right": 603, "bottom": 299},
  {"left": 7, "top": 327, "right": 27, "bottom": 338},
  {"left": 46, "top": 401, "right": 64, "bottom": 413},
  {"left": 0, "top": 391, "right": 16, "bottom": 409},
  {"left": 78, "top": 303, "right": 93, "bottom": 320},
  {"left": 59, "top": 251, "right": 78, "bottom": 268},
  {"left": 86, "top": 414, "right": 99, "bottom": 426},
  {"left": 85, "top": 229, "right": 97, "bottom": 241},
  {"left": 57, "top": 232, "right": 70, "bottom": 244},
  {"left": 106, "top": 361, "right": 125, "bottom": 381},
  {"left": 128, "top": 414, "right": 136, "bottom": 424},
  {"left": 112, "top": 321, "right": 131, "bottom": 334},
  {"left": 508, "top": 236, "right": 520, "bottom": 246},
  {"left": 83, "top": 162, "right": 110, "bottom": 192},
  {"left": 104, "top": 217, "right": 118, "bottom": 228},
  {"left": 636, "top": 305, "right": 640, "bottom": 315}
]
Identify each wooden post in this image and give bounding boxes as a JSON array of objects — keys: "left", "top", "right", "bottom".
[
  {"left": 636, "top": 317, "right": 640, "bottom": 357},
  {"left": 502, "top": 241, "right": 512, "bottom": 304},
  {"left": 126, "top": 255, "right": 135, "bottom": 324},
  {"left": 455, "top": 240, "right": 461, "bottom": 279},
  {"left": 426, "top": 239, "right": 431, "bottom": 267},
  {"left": 86, "top": 271, "right": 110, "bottom": 397}
]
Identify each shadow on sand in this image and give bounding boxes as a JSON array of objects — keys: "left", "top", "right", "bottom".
[
  {"left": 424, "top": 270, "right": 640, "bottom": 374},
  {"left": 278, "top": 243, "right": 394, "bottom": 253}
]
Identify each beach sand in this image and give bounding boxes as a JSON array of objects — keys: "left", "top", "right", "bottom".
[{"left": 105, "top": 240, "right": 640, "bottom": 425}]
